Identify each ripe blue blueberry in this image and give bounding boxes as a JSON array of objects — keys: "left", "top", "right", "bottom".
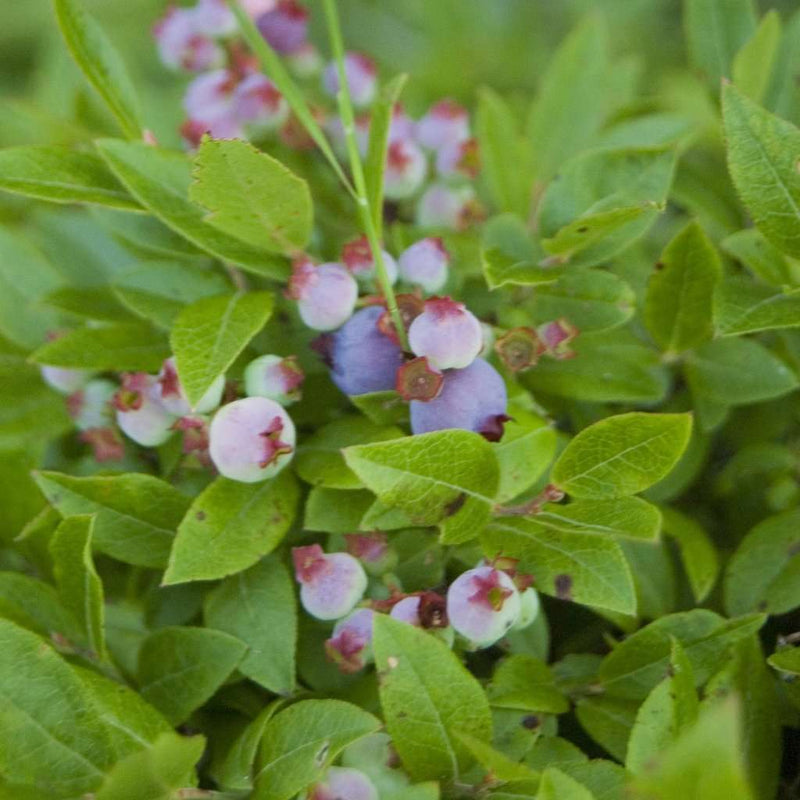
[
  {"left": 383, "top": 139, "right": 427, "bottom": 201},
  {"left": 416, "top": 99, "right": 470, "bottom": 150},
  {"left": 305, "top": 767, "right": 378, "bottom": 800},
  {"left": 408, "top": 296, "right": 483, "bottom": 370},
  {"left": 410, "top": 358, "right": 508, "bottom": 440},
  {"left": 322, "top": 52, "right": 377, "bottom": 108},
  {"left": 288, "top": 258, "right": 358, "bottom": 332},
  {"left": 341, "top": 235, "right": 398, "bottom": 285},
  {"left": 158, "top": 357, "right": 224, "bottom": 417},
  {"left": 324, "top": 607, "right": 374, "bottom": 673},
  {"left": 208, "top": 397, "right": 295, "bottom": 483},
  {"left": 446, "top": 566, "right": 521, "bottom": 648},
  {"left": 292, "top": 544, "right": 367, "bottom": 621},
  {"left": 244, "top": 354, "right": 304, "bottom": 405},
  {"left": 113, "top": 373, "right": 177, "bottom": 448},
  {"left": 256, "top": 0, "right": 309, "bottom": 55},
  {"left": 398, "top": 237, "right": 450, "bottom": 293},
  {"left": 324, "top": 307, "right": 405, "bottom": 396}
]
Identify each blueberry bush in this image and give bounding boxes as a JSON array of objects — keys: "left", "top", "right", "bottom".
[{"left": 1, "top": 0, "right": 800, "bottom": 797}]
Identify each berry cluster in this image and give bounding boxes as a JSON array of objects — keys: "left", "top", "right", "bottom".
[
  {"left": 292, "top": 538, "right": 540, "bottom": 674},
  {"left": 153, "top": 0, "right": 483, "bottom": 229}
]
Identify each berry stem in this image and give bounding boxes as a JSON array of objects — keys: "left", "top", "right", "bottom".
[
  {"left": 320, "top": 0, "right": 410, "bottom": 351},
  {"left": 493, "top": 484, "right": 565, "bottom": 516}
]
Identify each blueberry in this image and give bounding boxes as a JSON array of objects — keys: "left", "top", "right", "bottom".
[
  {"left": 398, "top": 237, "right": 450, "bottom": 293},
  {"left": 158, "top": 357, "right": 224, "bottom": 417},
  {"left": 324, "top": 608, "right": 374, "bottom": 673},
  {"left": 292, "top": 545, "right": 367, "bottom": 621},
  {"left": 322, "top": 52, "right": 377, "bottom": 108},
  {"left": 40, "top": 365, "right": 93, "bottom": 395},
  {"left": 153, "top": 6, "right": 223, "bottom": 72},
  {"left": 341, "top": 235, "right": 398, "bottom": 285},
  {"left": 256, "top": 0, "right": 309, "bottom": 55},
  {"left": 68, "top": 379, "right": 116, "bottom": 432},
  {"left": 234, "top": 73, "right": 289, "bottom": 134},
  {"left": 208, "top": 397, "right": 295, "bottom": 483},
  {"left": 511, "top": 588, "right": 541, "bottom": 632},
  {"left": 244, "top": 354, "right": 304, "bottom": 406},
  {"left": 183, "top": 69, "right": 243, "bottom": 140},
  {"left": 416, "top": 99, "right": 471, "bottom": 151},
  {"left": 408, "top": 297, "right": 483, "bottom": 370},
  {"left": 288, "top": 258, "right": 358, "bottom": 332},
  {"left": 113, "top": 373, "right": 177, "bottom": 448},
  {"left": 305, "top": 766, "right": 378, "bottom": 800},
  {"left": 384, "top": 139, "right": 428, "bottom": 201},
  {"left": 416, "top": 183, "right": 481, "bottom": 230}
]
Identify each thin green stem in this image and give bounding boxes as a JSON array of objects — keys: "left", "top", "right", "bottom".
[{"left": 321, "top": 0, "right": 409, "bottom": 350}]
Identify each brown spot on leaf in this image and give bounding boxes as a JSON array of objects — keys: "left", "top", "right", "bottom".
[
  {"left": 195, "top": 510, "right": 206, "bottom": 521},
  {"left": 654, "top": 261, "right": 664, "bottom": 271},
  {"left": 577, "top": 226, "right": 588, "bottom": 233},
  {"left": 555, "top": 574, "right": 573, "bottom": 600},
  {"left": 787, "top": 540, "right": 800, "bottom": 557},
  {"left": 444, "top": 492, "right": 467, "bottom": 517},
  {"left": 521, "top": 714, "right": 540, "bottom": 730}
]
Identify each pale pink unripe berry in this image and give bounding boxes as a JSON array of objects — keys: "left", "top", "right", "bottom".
[
  {"left": 341, "top": 236, "right": 398, "bottom": 285},
  {"left": 446, "top": 566, "right": 521, "bottom": 648},
  {"left": 292, "top": 545, "right": 367, "bottom": 621},
  {"left": 388, "top": 102, "right": 415, "bottom": 143},
  {"left": 67, "top": 379, "right": 116, "bottom": 432},
  {"left": 114, "top": 373, "right": 177, "bottom": 448},
  {"left": 324, "top": 608, "right": 374, "bottom": 673},
  {"left": 416, "top": 183, "right": 480, "bottom": 230},
  {"left": 306, "top": 767, "right": 378, "bottom": 800},
  {"left": 183, "top": 70, "right": 243, "bottom": 141},
  {"left": 41, "top": 365, "right": 93, "bottom": 395},
  {"left": 416, "top": 99, "right": 471, "bottom": 150},
  {"left": 287, "top": 258, "right": 358, "bottom": 332},
  {"left": 344, "top": 532, "right": 396, "bottom": 576},
  {"left": 153, "top": 6, "right": 223, "bottom": 72},
  {"left": 436, "top": 136, "right": 480, "bottom": 179},
  {"left": 398, "top": 237, "right": 450, "bottom": 293},
  {"left": 390, "top": 595, "right": 422, "bottom": 626},
  {"left": 287, "top": 42, "right": 323, "bottom": 78},
  {"left": 322, "top": 52, "right": 377, "bottom": 108},
  {"left": 234, "top": 73, "right": 289, "bottom": 133},
  {"left": 383, "top": 139, "right": 427, "bottom": 201},
  {"left": 256, "top": 0, "right": 309, "bottom": 54},
  {"left": 408, "top": 297, "right": 482, "bottom": 370},
  {"left": 511, "top": 588, "right": 541, "bottom": 632},
  {"left": 324, "top": 112, "right": 370, "bottom": 159},
  {"left": 208, "top": 397, "right": 295, "bottom": 483},
  {"left": 157, "top": 357, "right": 224, "bottom": 417},
  {"left": 193, "top": 0, "right": 238, "bottom": 37},
  {"left": 243, "top": 354, "right": 304, "bottom": 405}
]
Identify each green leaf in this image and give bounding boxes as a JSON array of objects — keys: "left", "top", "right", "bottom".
[
  {"left": 0, "top": 146, "right": 140, "bottom": 210},
  {"left": 482, "top": 519, "right": 636, "bottom": 614},
  {"left": 190, "top": 137, "right": 312, "bottom": 253},
  {"left": 628, "top": 699, "right": 754, "bottom": 800},
  {"left": 41, "top": 286, "right": 137, "bottom": 323},
  {"left": 348, "top": 389, "right": 409, "bottom": 426},
  {"left": 170, "top": 292, "right": 274, "bottom": 409},
  {"left": 685, "top": 337, "right": 798, "bottom": 405},
  {"left": 714, "top": 276, "right": 800, "bottom": 335},
  {"left": 204, "top": 554, "right": 297, "bottom": 695},
  {"left": 626, "top": 639, "right": 699, "bottom": 774},
  {"left": 53, "top": 0, "right": 143, "bottom": 138},
  {"left": 95, "top": 139, "right": 289, "bottom": 277},
  {"left": 30, "top": 322, "right": 169, "bottom": 372},
  {"left": 530, "top": 270, "right": 636, "bottom": 333},
  {"left": 254, "top": 699, "right": 380, "bottom": 800},
  {"left": 724, "top": 508, "right": 800, "bottom": 616},
  {"left": 598, "top": 609, "right": 766, "bottom": 699},
  {"left": 164, "top": 470, "right": 298, "bottom": 585},
  {"left": 372, "top": 614, "right": 492, "bottom": 782},
  {"left": 95, "top": 731, "right": 205, "bottom": 800},
  {"left": 575, "top": 695, "right": 638, "bottom": 762},
  {"left": 720, "top": 228, "right": 799, "bottom": 286},
  {"left": 481, "top": 213, "right": 555, "bottom": 289},
  {"left": 644, "top": 220, "right": 722, "bottom": 354},
  {"left": 365, "top": 74, "right": 408, "bottom": 234},
  {"left": 494, "top": 409, "right": 557, "bottom": 503},
  {"left": 538, "top": 767, "right": 595, "bottom": 800},
  {"left": 137, "top": 626, "right": 247, "bottom": 725},
  {"left": 488, "top": 655, "right": 570, "bottom": 714},
  {"left": 768, "top": 646, "right": 800, "bottom": 675},
  {"left": 537, "top": 147, "right": 675, "bottom": 269},
  {"left": 722, "top": 82, "right": 800, "bottom": 259},
  {"left": 33, "top": 471, "right": 190, "bottom": 568},
  {"left": 542, "top": 206, "right": 647, "bottom": 262},
  {"left": 49, "top": 515, "right": 104, "bottom": 657},
  {"left": 296, "top": 417, "right": 404, "bottom": 490},
  {"left": 684, "top": 0, "right": 757, "bottom": 86},
  {"left": 551, "top": 412, "right": 693, "bottom": 499},
  {"left": 733, "top": 10, "right": 782, "bottom": 103},
  {"left": 476, "top": 87, "right": 531, "bottom": 216},
  {"left": 534, "top": 497, "right": 663, "bottom": 542},
  {"left": 304, "top": 487, "right": 375, "bottom": 533},
  {"left": 0, "top": 572, "right": 82, "bottom": 642},
  {"left": 526, "top": 14, "right": 610, "bottom": 183},
  {"left": 660, "top": 506, "right": 719, "bottom": 603},
  {"left": 343, "top": 430, "right": 500, "bottom": 545},
  {"left": 522, "top": 332, "right": 669, "bottom": 404},
  {"left": 0, "top": 619, "right": 116, "bottom": 795},
  {"left": 457, "top": 732, "right": 540, "bottom": 787}
]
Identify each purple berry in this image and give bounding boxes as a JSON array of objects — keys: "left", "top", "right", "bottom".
[
  {"left": 40, "top": 365, "right": 93, "bottom": 395},
  {"left": 244, "top": 354, "right": 304, "bottom": 405},
  {"left": 389, "top": 596, "right": 422, "bottom": 626},
  {"left": 398, "top": 237, "right": 450, "bottom": 293},
  {"left": 183, "top": 69, "right": 243, "bottom": 140},
  {"left": 306, "top": 767, "right": 378, "bottom": 800},
  {"left": 256, "top": 0, "right": 309, "bottom": 54},
  {"left": 435, "top": 136, "right": 480, "bottom": 179},
  {"left": 113, "top": 373, "right": 177, "bottom": 448},
  {"left": 157, "top": 357, "right": 224, "bottom": 417},
  {"left": 416, "top": 183, "right": 480, "bottom": 230},
  {"left": 292, "top": 545, "right": 367, "bottom": 621},
  {"left": 324, "top": 608, "right": 374, "bottom": 673},
  {"left": 408, "top": 297, "right": 482, "bottom": 370},
  {"left": 446, "top": 566, "right": 521, "bottom": 648},
  {"left": 388, "top": 103, "right": 415, "bottom": 143},
  {"left": 324, "top": 307, "right": 405, "bottom": 396},
  {"left": 208, "top": 397, "right": 295, "bottom": 482},
  {"left": 192, "top": 0, "right": 238, "bottom": 37},
  {"left": 288, "top": 258, "right": 358, "bottom": 332},
  {"left": 322, "top": 52, "right": 377, "bottom": 108},
  {"left": 416, "top": 99, "right": 471, "bottom": 150},
  {"left": 384, "top": 139, "right": 427, "bottom": 201},
  {"left": 234, "top": 73, "right": 289, "bottom": 133},
  {"left": 341, "top": 235, "right": 398, "bottom": 285},
  {"left": 153, "top": 7, "right": 223, "bottom": 72},
  {"left": 410, "top": 358, "right": 508, "bottom": 441}
]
